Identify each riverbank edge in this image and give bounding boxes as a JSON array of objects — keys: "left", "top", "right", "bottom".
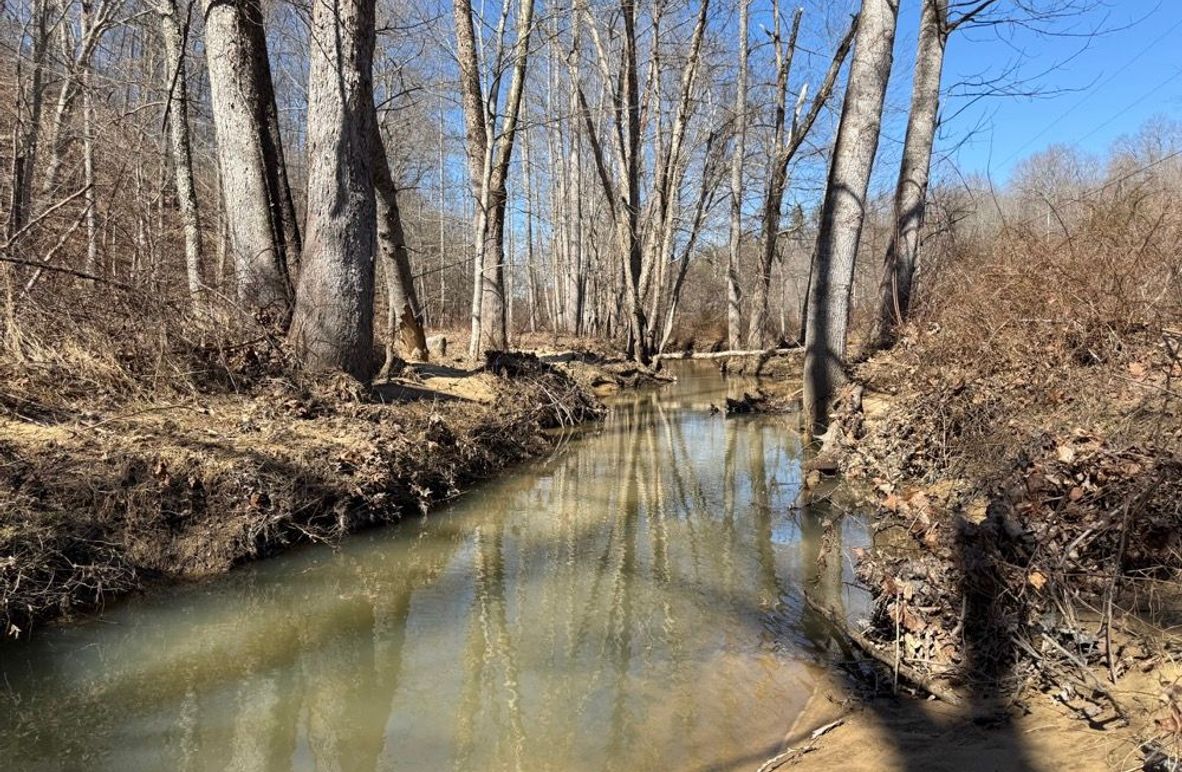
[
  {"left": 0, "top": 353, "right": 657, "bottom": 641},
  {"left": 784, "top": 338, "right": 1182, "bottom": 768}
]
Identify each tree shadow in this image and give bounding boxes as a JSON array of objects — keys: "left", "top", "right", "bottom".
[{"left": 801, "top": 497, "right": 1040, "bottom": 771}]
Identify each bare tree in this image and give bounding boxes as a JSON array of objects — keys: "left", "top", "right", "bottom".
[
  {"left": 725, "top": 0, "right": 749, "bottom": 350},
  {"left": 802, "top": 0, "right": 898, "bottom": 437},
  {"left": 158, "top": 0, "right": 204, "bottom": 298},
  {"left": 454, "top": 0, "right": 536, "bottom": 357},
  {"left": 6, "top": 0, "right": 51, "bottom": 239},
  {"left": 371, "top": 115, "right": 429, "bottom": 372},
  {"left": 288, "top": 0, "right": 378, "bottom": 378},
  {"left": 748, "top": 6, "right": 856, "bottom": 349},
  {"left": 202, "top": 0, "right": 301, "bottom": 316},
  {"left": 872, "top": 0, "right": 1020, "bottom": 345}
]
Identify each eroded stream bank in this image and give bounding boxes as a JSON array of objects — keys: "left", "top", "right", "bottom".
[{"left": 0, "top": 363, "right": 870, "bottom": 771}]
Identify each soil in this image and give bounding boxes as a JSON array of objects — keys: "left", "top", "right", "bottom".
[
  {"left": 763, "top": 668, "right": 1163, "bottom": 771},
  {"left": 779, "top": 324, "right": 1182, "bottom": 770},
  {"left": 0, "top": 350, "right": 654, "bottom": 640}
]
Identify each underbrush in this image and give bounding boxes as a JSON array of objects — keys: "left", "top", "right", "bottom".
[
  {"left": 0, "top": 285, "right": 296, "bottom": 421},
  {"left": 831, "top": 183, "right": 1182, "bottom": 741},
  {"left": 0, "top": 288, "right": 604, "bottom": 638}
]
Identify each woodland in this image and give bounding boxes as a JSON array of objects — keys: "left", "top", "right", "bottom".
[{"left": 2, "top": 0, "right": 1181, "bottom": 767}]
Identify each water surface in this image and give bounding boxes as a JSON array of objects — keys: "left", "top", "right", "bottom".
[{"left": 0, "top": 363, "right": 867, "bottom": 771}]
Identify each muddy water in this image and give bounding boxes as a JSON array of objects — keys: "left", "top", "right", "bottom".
[{"left": 0, "top": 363, "right": 868, "bottom": 771}]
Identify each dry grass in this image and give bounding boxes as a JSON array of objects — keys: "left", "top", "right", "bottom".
[
  {"left": 827, "top": 160, "right": 1182, "bottom": 748},
  {"left": 0, "top": 284, "right": 606, "bottom": 638}
]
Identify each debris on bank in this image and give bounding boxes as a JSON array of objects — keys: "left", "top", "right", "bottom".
[
  {"left": 0, "top": 350, "right": 615, "bottom": 639},
  {"left": 815, "top": 325, "right": 1182, "bottom": 755}
]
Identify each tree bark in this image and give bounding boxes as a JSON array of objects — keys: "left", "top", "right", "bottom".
[
  {"left": 7, "top": 0, "right": 50, "bottom": 239},
  {"left": 726, "top": 0, "right": 749, "bottom": 350},
  {"left": 455, "top": 0, "right": 534, "bottom": 356},
  {"left": 288, "top": 0, "right": 378, "bottom": 380},
  {"left": 202, "top": 0, "right": 300, "bottom": 317},
  {"left": 159, "top": 0, "right": 204, "bottom": 299},
  {"left": 748, "top": 5, "right": 802, "bottom": 349},
  {"left": 370, "top": 117, "right": 428, "bottom": 372},
  {"left": 803, "top": 0, "right": 898, "bottom": 438},
  {"left": 620, "top": 0, "right": 647, "bottom": 364},
  {"left": 452, "top": 0, "right": 488, "bottom": 356},
  {"left": 874, "top": 0, "right": 947, "bottom": 346}
]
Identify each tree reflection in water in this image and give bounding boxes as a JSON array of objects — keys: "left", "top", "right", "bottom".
[{"left": 0, "top": 363, "right": 871, "bottom": 771}]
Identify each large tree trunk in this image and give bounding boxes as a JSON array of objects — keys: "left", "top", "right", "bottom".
[
  {"left": 159, "top": 0, "right": 204, "bottom": 299},
  {"left": 726, "top": 0, "right": 749, "bottom": 350},
  {"left": 802, "top": 0, "right": 898, "bottom": 437},
  {"left": 370, "top": 118, "right": 428, "bottom": 372},
  {"left": 452, "top": 0, "right": 488, "bottom": 357},
  {"left": 621, "top": 0, "right": 648, "bottom": 364},
  {"left": 202, "top": 0, "right": 300, "bottom": 317},
  {"left": 288, "top": 0, "right": 377, "bottom": 379},
  {"left": 874, "top": 0, "right": 947, "bottom": 346}
]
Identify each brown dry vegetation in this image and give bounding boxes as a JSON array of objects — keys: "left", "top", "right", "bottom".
[
  {"left": 817, "top": 144, "right": 1182, "bottom": 756},
  {"left": 0, "top": 287, "right": 621, "bottom": 638}
]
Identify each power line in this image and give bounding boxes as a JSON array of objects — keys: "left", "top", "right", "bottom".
[{"left": 995, "top": 11, "right": 1182, "bottom": 169}]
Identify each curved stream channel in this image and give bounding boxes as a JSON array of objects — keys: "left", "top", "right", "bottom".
[{"left": 0, "top": 363, "right": 869, "bottom": 771}]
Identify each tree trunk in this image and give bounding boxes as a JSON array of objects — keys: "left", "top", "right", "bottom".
[
  {"left": 455, "top": 0, "right": 534, "bottom": 356},
  {"left": 370, "top": 118, "right": 428, "bottom": 372},
  {"left": 452, "top": 0, "right": 488, "bottom": 356},
  {"left": 202, "top": 0, "right": 299, "bottom": 317},
  {"left": 564, "top": 12, "right": 584, "bottom": 336},
  {"left": 621, "top": 0, "right": 648, "bottom": 364},
  {"left": 81, "top": 0, "right": 98, "bottom": 276},
  {"left": 159, "top": 0, "right": 204, "bottom": 299},
  {"left": 726, "top": 0, "right": 749, "bottom": 350},
  {"left": 802, "top": 0, "right": 898, "bottom": 438},
  {"left": 874, "top": 0, "right": 947, "bottom": 346},
  {"left": 748, "top": 5, "right": 801, "bottom": 350},
  {"left": 288, "top": 0, "right": 377, "bottom": 379},
  {"left": 7, "top": 0, "right": 50, "bottom": 239}
]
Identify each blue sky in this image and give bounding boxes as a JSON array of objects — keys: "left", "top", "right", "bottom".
[{"left": 910, "top": 0, "right": 1182, "bottom": 183}]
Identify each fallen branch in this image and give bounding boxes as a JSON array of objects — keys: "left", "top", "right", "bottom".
[
  {"left": 655, "top": 346, "right": 799, "bottom": 361},
  {"left": 0, "top": 256, "right": 134, "bottom": 290},
  {"left": 755, "top": 719, "right": 844, "bottom": 772},
  {"left": 805, "top": 595, "right": 964, "bottom": 706}
]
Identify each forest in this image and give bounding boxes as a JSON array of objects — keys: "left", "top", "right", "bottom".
[{"left": 1, "top": 0, "right": 1181, "bottom": 768}]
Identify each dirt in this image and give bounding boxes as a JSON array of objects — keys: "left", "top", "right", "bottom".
[
  {"left": 0, "top": 351, "right": 651, "bottom": 640},
  {"left": 764, "top": 668, "right": 1162, "bottom": 771},
  {"left": 788, "top": 323, "right": 1182, "bottom": 769}
]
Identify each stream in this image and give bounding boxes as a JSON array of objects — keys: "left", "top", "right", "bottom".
[{"left": 0, "top": 363, "right": 869, "bottom": 771}]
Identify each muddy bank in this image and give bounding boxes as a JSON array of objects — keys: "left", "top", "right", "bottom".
[
  {"left": 784, "top": 325, "right": 1182, "bottom": 767},
  {"left": 0, "top": 352, "right": 651, "bottom": 639}
]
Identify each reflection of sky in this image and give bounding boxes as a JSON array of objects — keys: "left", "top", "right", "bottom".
[{"left": 0, "top": 363, "right": 871, "bottom": 772}]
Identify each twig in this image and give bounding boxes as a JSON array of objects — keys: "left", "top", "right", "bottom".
[{"left": 804, "top": 594, "right": 964, "bottom": 706}]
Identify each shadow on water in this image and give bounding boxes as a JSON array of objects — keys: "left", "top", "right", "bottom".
[
  {"left": 0, "top": 362, "right": 1037, "bottom": 771},
  {"left": 706, "top": 473, "right": 1041, "bottom": 771}
]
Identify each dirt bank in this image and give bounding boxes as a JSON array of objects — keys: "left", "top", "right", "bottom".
[
  {"left": 782, "top": 322, "right": 1182, "bottom": 768},
  {"left": 0, "top": 350, "right": 650, "bottom": 639}
]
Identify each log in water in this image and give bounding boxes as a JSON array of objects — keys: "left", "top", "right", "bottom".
[{"left": 0, "top": 363, "right": 869, "bottom": 771}]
